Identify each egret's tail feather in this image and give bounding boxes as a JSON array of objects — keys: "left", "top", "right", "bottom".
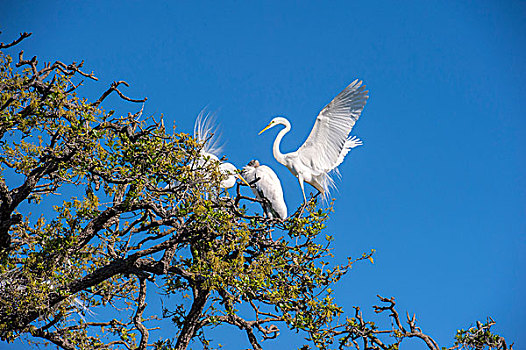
[{"left": 319, "top": 172, "right": 337, "bottom": 204}]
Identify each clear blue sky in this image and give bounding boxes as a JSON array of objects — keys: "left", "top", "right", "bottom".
[{"left": 1, "top": 1, "right": 524, "bottom": 349}]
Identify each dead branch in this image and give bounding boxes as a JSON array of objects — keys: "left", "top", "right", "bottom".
[
  {"left": 92, "top": 81, "right": 147, "bottom": 107},
  {"left": 0, "top": 32, "right": 32, "bottom": 49}
]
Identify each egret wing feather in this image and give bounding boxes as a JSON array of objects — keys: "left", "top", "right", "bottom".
[
  {"left": 242, "top": 163, "right": 287, "bottom": 219},
  {"left": 333, "top": 136, "right": 363, "bottom": 176},
  {"left": 256, "top": 165, "right": 287, "bottom": 219},
  {"left": 297, "top": 80, "right": 368, "bottom": 173}
]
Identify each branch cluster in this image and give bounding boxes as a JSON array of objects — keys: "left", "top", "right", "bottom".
[{"left": 0, "top": 32, "right": 512, "bottom": 350}]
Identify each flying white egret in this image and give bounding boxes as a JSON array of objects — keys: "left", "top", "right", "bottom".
[
  {"left": 259, "top": 80, "right": 368, "bottom": 202},
  {"left": 194, "top": 110, "right": 248, "bottom": 189},
  {"left": 242, "top": 160, "right": 287, "bottom": 219}
]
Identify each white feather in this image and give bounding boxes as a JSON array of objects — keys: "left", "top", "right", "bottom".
[
  {"left": 194, "top": 109, "right": 223, "bottom": 157},
  {"left": 243, "top": 160, "right": 287, "bottom": 219}
]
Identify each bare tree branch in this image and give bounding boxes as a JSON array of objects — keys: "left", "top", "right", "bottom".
[
  {"left": 0, "top": 32, "right": 32, "bottom": 49},
  {"left": 92, "top": 81, "right": 147, "bottom": 107}
]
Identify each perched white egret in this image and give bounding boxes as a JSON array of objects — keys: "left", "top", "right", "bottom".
[
  {"left": 242, "top": 160, "right": 287, "bottom": 219},
  {"left": 194, "top": 110, "right": 248, "bottom": 189},
  {"left": 259, "top": 80, "right": 368, "bottom": 202}
]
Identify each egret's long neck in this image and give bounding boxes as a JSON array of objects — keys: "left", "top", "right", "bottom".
[{"left": 273, "top": 121, "right": 290, "bottom": 165}]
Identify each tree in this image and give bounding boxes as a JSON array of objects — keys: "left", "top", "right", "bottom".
[{"left": 0, "top": 32, "right": 512, "bottom": 350}]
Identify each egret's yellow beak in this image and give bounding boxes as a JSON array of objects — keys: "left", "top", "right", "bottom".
[
  {"left": 258, "top": 123, "right": 273, "bottom": 135},
  {"left": 236, "top": 173, "right": 250, "bottom": 186}
]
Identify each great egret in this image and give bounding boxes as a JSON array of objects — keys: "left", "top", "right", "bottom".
[
  {"left": 194, "top": 110, "right": 248, "bottom": 189},
  {"left": 242, "top": 160, "right": 287, "bottom": 219},
  {"left": 259, "top": 80, "right": 368, "bottom": 202}
]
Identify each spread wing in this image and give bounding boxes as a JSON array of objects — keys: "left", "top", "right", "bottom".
[{"left": 297, "top": 80, "right": 368, "bottom": 173}]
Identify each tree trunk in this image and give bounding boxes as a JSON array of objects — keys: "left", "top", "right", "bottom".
[{"left": 174, "top": 286, "right": 210, "bottom": 350}]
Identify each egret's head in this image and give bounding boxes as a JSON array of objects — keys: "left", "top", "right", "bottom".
[
  {"left": 219, "top": 162, "right": 237, "bottom": 175},
  {"left": 247, "top": 159, "right": 260, "bottom": 167},
  {"left": 258, "top": 116, "right": 289, "bottom": 135},
  {"left": 219, "top": 162, "right": 250, "bottom": 187}
]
